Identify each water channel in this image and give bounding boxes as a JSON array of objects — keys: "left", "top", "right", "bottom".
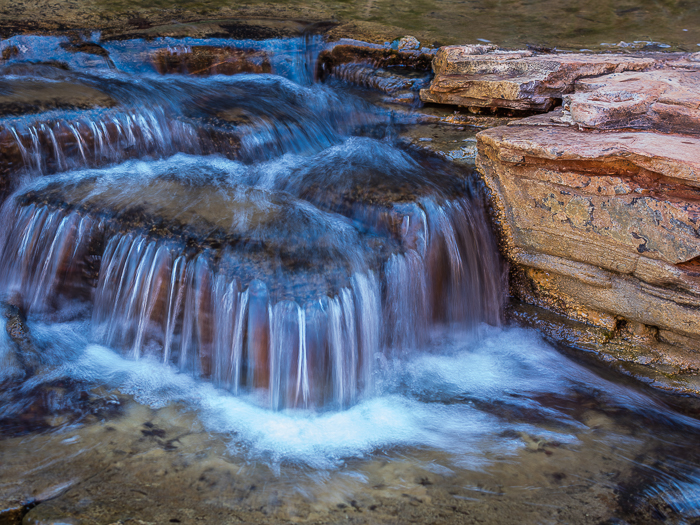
[{"left": 0, "top": 34, "right": 699, "bottom": 524}]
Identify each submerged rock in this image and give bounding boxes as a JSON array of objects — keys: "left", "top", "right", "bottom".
[
  {"left": 152, "top": 46, "right": 271, "bottom": 76},
  {"left": 0, "top": 64, "right": 116, "bottom": 116}
]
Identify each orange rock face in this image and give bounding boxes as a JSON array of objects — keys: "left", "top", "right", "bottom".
[
  {"left": 564, "top": 69, "right": 700, "bottom": 135},
  {"left": 474, "top": 63, "right": 700, "bottom": 391},
  {"left": 421, "top": 46, "right": 675, "bottom": 111}
]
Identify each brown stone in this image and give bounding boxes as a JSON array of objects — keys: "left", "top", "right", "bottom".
[
  {"left": 421, "top": 46, "right": 670, "bottom": 111},
  {"left": 477, "top": 114, "right": 700, "bottom": 388},
  {"left": 152, "top": 46, "right": 271, "bottom": 76},
  {"left": 563, "top": 69, "right": 700, "bottom": 135},
  {"left": 316, "top": 40, "right": 434, "bottom": 81},
  {"left": 0, "top": 500, "right": 27, "bottom": 525},
  {"left": 0, "top": 75, "right": 116, "bottom": 117},
  {"left": 1, "top": 45, "right": 19, "bottom": 61}
]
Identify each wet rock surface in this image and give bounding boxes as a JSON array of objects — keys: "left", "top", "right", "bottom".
[
  {"left": 152, "top": 46, "right": 271, "bottom": 76},
  {"left": 0, "top": 78, "right": 115, "bottom": 117},
  {"left": 14, "top": 169, "right": 402, "bottom": 301},
  {"left": 507, "top": 302, "right": 700, "bottom": 395}
]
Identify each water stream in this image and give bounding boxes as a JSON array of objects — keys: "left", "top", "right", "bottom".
[{"left": 1, "top": 35, "right": 700, "bottom": 524}]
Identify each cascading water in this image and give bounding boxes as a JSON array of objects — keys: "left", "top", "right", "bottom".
[
  {"left": 2, "top": 33, "right": 700, "bottom": 525},
  {"left": 0, "top": 141, "right": 502, "bottom": 409},
  {"left": 0, "top": 35, "right": 501, "bottom": 410}
]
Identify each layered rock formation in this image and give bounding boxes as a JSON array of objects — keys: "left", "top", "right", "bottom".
[
  {"left": 420, "top": 45, "right": 683, "bottom": 112},
  {"left": 458, "top": 50, "right": 700, "bottom": 393}
]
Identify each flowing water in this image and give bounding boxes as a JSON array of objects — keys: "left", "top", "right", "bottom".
[{"left": 1, "top": 35, "right": 700, "bottom": 524}]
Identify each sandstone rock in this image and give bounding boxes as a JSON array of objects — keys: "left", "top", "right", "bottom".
[
  {"left": 421, "top": 46, "right": 670, "bottom": 111},
  {"left": 479, "top": 124, "right": 700, "bottom": 266},
  {"left": 563, "top": 70, "right": 700, "bottom": 135},
  {"left": 477, "top": 115, "right": 700, "bottom": 385},
  {"left": 152, "top": 46, "right": 271, "bottom": 76}
]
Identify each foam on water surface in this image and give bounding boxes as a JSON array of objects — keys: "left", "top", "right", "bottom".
[{"left": 8, "top": 318, "right": 693, "bottom": 471}]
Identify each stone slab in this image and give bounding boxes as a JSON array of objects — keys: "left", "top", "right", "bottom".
[
  {"left": 477, "top": 117, "right": 700, "bottom": 370},
  {"left": 564, "top": 69, "right": 700, "bottom": 134},
  {"left": 478, "top": 124, "right": 700, "bottom": 268},
  {"left": 421, "top": 46, "right": 676, "bottom": 111}
]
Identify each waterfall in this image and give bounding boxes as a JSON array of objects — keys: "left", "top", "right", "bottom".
[
  {"left": 4, "top": 108, "right": 201, "bottom": 177},
  {"left": 0, "top": 186, "right": 502, "bottom": 410},
  {"left": 0, "top": 35, "right": 504, "bottom": 411},
  {"left": 0, "top": 202, "right": 100, "bottom": 312}
]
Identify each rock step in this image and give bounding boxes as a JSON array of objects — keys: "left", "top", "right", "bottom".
[
  {"left": 0, "top": 146, "right": 502, "bottom": 408},
  {"left": 420, "top": 45, "right": 689, "bottom": 112},
  {"left": 477, "top": 112, "right": 700, "bottom": 384},
  {"left": 151, "top": 46, "right": 271, "bottom": 76}
]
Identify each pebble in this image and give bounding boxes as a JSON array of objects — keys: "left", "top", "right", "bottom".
[{"left": 398, "top": 36, "right": 420, "bottom": 52}]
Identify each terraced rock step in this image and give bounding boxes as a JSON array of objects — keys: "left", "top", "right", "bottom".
[
  {"left": 152, "top": 46, "right": 271, "bottom": 76},
  {"left": 420, "top": 45, "right": 678, "bottom": 111},
  {"left": 1, "top": 141, "right": 501, "bottom": 409},
  {"left": 477, "top": 114, "right": 700, "bottom": 389}
]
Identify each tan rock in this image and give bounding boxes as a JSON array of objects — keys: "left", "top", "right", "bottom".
[
  {"left": 564, "top": 70, "right": 700, "bottom": 134},
  {"left": 477, "top": 115, "right": 700, "bottom": 385},
  {"left": 421, "top": 46, "right": 669, "bottom": 111},
  {"left": 478, "top": 124, "right": 700, "bottom": 268}
]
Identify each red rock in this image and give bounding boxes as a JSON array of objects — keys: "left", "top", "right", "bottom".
[
  {"left": 421, "top": 45, "right": 671, "bottom": 111},
  {"left": 563, "top": 69, "right": 700, "bottom": 134}
]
